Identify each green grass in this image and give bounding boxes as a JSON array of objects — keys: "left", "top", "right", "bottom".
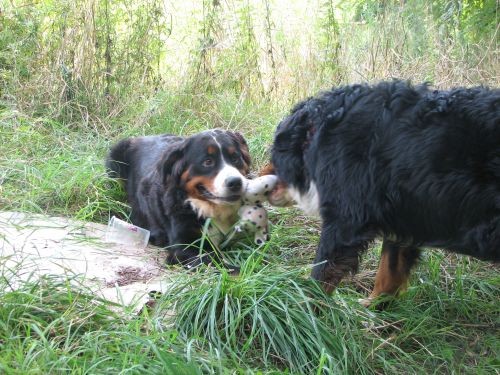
[
  {"left": 157, "top": 255, "right": 373, "bottom": 374},
  {"left": 0, "top": 274, "right": 200, "bottom": 374},
  {"left": 1, "top": 92, "right": 499, "bottom": 374}
]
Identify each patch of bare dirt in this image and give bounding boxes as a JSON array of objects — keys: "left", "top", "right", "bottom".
[{"left": 0, "top": 211, "right": 177, "bottom": 311}]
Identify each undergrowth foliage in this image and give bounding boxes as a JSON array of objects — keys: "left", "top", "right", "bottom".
[{"left": 1, "top": 1, "right": 498, "bottom": 126}]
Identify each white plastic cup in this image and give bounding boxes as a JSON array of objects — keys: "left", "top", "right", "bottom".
[{"left": 105, "top": 216, "right": 150, "bottom": 248}]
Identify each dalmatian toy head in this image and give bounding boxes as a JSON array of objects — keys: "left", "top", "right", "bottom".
[{"left": 234, "top": 174, "right": 278, "bottom": 245}]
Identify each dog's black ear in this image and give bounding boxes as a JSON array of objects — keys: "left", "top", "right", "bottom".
[
  {"left": 273, "top": 106, "right": 311, "bottom": 153},
  {"left": 229, "top": 131, "right": 251, "bottom": 169},
  {"left": 159, "top": 140, "right": 188, "bottom": 184},
  {"left": 271, "top": 107, "right": 313, "bottom": 192}
]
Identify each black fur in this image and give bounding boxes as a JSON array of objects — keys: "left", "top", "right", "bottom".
[
  {"left": 271, "top": 80, "right": 500, "bottom": 292},
  {"left": 106, "top": 130, "right": 250, "bottom": 270}
]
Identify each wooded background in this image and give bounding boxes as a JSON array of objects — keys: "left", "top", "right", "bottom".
[{"left": 2, "top": 0, "right": 498, "bottom": 126}]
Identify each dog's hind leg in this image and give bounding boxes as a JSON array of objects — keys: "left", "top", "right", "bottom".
[{"left": 360, "top": 239, "right": 420, "bottom": 307}]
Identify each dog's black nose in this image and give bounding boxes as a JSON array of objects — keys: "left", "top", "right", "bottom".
[{"left": 225, "top": 176, "right": 242, "bottom": 192}]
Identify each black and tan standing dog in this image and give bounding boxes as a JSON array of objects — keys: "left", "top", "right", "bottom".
[
  {"left": 267, "top": 80, "right": 499, "bottom": 305},
  {"left": 106, "top": 129, "right": 250, "bottom": 270}
]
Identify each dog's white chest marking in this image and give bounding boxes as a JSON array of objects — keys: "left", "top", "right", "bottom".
[{"left": 289, "top": 182, "right": 321, "bottom": 217}]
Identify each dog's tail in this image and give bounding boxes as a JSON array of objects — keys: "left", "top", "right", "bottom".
[{"left": 105, "top": 138, "right": 132, "bottom": 181}]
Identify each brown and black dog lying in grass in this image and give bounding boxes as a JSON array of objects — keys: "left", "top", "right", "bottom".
[
  {"left": 106, "top": 129, "right": 250, "bottom": 272},
  {"left": 265, "top": 80, "right": 500, "bottom": 305}
]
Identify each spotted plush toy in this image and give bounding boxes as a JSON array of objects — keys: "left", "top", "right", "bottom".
[{"left": 233, "top": 174, "right": 278, "bottom": 245}]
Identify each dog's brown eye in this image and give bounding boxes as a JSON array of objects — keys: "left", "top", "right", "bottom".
[
  {"left": 231, "top": 155, "right": 240, "bottom": 164},
  {"left": 203, "top": 158, "right": 214, "bottom": 167}
]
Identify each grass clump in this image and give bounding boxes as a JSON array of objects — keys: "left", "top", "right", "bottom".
[
  {"left": 157, "top": 254, "right": 375, "bottom": 374},
  {"left": 0, "top": 275, "right": 199, "bottom": 374}
]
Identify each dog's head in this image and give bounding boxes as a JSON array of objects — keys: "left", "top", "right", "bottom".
[
  {"left": 264, "top": 101, "right": 315, "bottom": 208},
  {"left": 161, "top": 129, "right": 250, "bottom": 221},
  {"left": 265, "top": 99, "right": 332, "bottom": 216}
]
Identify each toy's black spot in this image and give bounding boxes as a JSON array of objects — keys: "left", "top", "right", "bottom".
[
  {"left": 259, "top": 215, "right": 262, "bottom": 218},
  {"left": 265, "top": 184, "right": 268, "bottom": 188},
  {"left": 257, "top": 203, "right": 263, "bottom": 208},
  {"left": 247, "top": 211, "right": 252, "bottom": 214},
  {"left": 257, "top": 225, "right": 261, "bottom": 229},
  {"left": 251, "top": 221, "right": 256, "bottom": 225},
  {"left": 253, "top": 206, "right": 257, "bottom": 209},
  {"left": 148, "top": 290, "right": 162, "bottom": 299},
  {"left": 255, "top": 200, "right": 261, "bottom": 204}
]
